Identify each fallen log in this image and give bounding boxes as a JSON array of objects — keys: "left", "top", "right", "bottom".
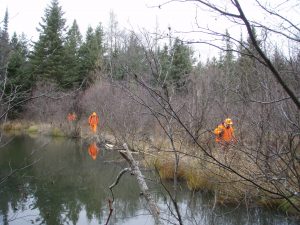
[{"left": 120, "top": 143, "right": 163, "bottom": 225}]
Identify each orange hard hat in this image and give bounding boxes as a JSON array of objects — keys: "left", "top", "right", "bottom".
[
  {"left": 92, "top": 112, "right": 96, "bottom": 116},
  {"left": 224, "top": 118, "right": 233, "bottom": 125}
]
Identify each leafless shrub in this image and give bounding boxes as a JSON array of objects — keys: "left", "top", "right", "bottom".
[
  {"left": 79, "top": 79, "right": 157, "bottom": 143},
  {"left": 23, "top": 81, "right": 79, "bottom": 127}
]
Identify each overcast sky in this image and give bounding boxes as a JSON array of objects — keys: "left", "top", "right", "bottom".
[
  {"left": 1, "top": 0, "right": 298, "bottom": 60},
  {"left": 1, "top": 0, "right": 229, "bottom": 58},
  {"left": 0, "top": 0, "right": 197, "bottom": 39}
]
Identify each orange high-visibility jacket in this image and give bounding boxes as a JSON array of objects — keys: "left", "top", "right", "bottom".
[
  {"left": 67, "top": 113, "right": 76, "bottom": 121},
  {"left": 213, "top": 123, "right": 234, "bottom": 143},
  {"left": 88, "top": 114, "right": 99, "bottom": 126}
]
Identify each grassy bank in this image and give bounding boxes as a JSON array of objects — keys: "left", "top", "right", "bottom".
[
  {"left": 1, "top": 120, "right": 81, "bottom": 138},
  {"left": 143, "top": 147, "right": 300, "bottom": 216},
  {"left": 1, "top": 119, "right": 116, "bottom": 144}
]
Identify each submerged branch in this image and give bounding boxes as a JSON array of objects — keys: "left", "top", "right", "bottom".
[
  {"left": 120, "top": 143, "right": 163, "bottom": 225},
  {"left": 109, "top": 167, "right": 130, "bottom": 202}
]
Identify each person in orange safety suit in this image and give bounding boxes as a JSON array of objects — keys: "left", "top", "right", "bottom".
[
  {"left": 213, "top": 118, "right": 236, "bottom": 146},
  {"left": 88, "top": 112, "right": 99, "bottom": 133},
  {"left": 67, "top": 112, "right": 76, "bottom": 122}
]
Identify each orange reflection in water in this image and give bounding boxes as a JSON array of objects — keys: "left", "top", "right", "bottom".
[{"left": 88, "top": 142, "right": 100, "bottom": 160}]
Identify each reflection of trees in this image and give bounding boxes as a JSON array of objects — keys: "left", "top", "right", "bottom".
[
  {"left": 0, "top": 135, "right": 36, "bottom": 224},
  {"left": 0, "top": 136, "right": 298, "bottom": 225},
  {"left": 0, "top": 180, "right": 31, "bottom": 225},
  {"left": 0, "top": 136, "right": 145, "bottom": 224},
  {"left": 183, "top": 191, "right": 296, "bottom": 225}
]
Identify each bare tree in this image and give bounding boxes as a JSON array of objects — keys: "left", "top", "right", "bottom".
[
  {"left": 101, "top": 21, "right": 300, "bottom": 220},
  {"left": 157, "top": 0, "right": 300, "bottom": 109}
]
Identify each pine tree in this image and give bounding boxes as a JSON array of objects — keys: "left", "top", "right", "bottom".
[
  {"left": 223, "top": 29, "right": 235, "bottom": 69},
  {"left": 157, "top": 39, "right": 193, "bottom": 89},
  {"left": 0, "top": 9, "right": 10, "bottom": 78},
  {"left": 216, "top": 30, "right": 238, "bottom": 104},
  {"left": 6, "top": 33, "right": 31, "bottom": 117},
  {"left": 124, "top": 33, "right": 147, "bottom": 76},
  {"left": 7, "top": 33, "right": 30, "bottom": 84},
  {"left": 78, "top": 24, "right": 104, "bottom": 84},
  {"left": 236, "top": 26, "right": 263, "bottom": 100},
  {"left": 220, "top": 31, "right": 236, "bottom": 83},
  {"left": 93, "top": 23, "right": 105, "bottom": 72},
  {"left": 158, "top": 44, "right": 171, "bottom": 84},
  {"left": 29, "top": 0, "right": 67, "bottom": 85},
  {"left": 78, "top": 26, "right": 95, "bottom": 82},
  {"left": 63, "top": 20, "right": 82, "bottom": 87},
  {"left": 169, "top": 38, "right": 193, "bottom": 88}
]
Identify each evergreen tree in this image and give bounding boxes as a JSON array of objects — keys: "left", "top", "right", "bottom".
[
  {"left": 63, "top": 20, "right": 82, "bottom": 87},
  {"left": 0, "top": 9, "right": 10, "bottom": 78},
  {"left": 6, "top": 33, "right": 31, "bottom": 117},
  {"left": 223, "top": 29, "right": 235, "bottom": 69},
  {"left": 219, "top": 31, "right": 236, "bottom": 86},
  {"left": 29, "top": 0, "right": 67, "bottom": 85},
  {"left": 93, "top": 24, "right": 105, "bottom": 71},
  {"left": 78, "top": 24, "right": 104, "bottom": 84},
  {"left": 272, "top": 46, "right": 298, "bottom": 92},
  {"left": 169, "top": 38, "right": 193, "bottom": 88},
  {"left": 125, "top": 33, "right": 147, "bottom": 76},
  {"left": 157, "top": 39, "right": 193, "bottom": 89},
  {"left": 112, "top": 32, "right": 146, "bottom": 80},
  {"left": 158, "top": 44, "right": 171, "bottom": 84},
  {"left": 7, "top": 33, "right": 30, "bottom": 83},
  {"left": 236, "top": 26, "right": 262, "bottom": 99},
  {"left": 216, "top": 30, "right": 239, "bottom": 105},
  {"left": 78, "top": 26, "right": 95, "bottom": 83}
]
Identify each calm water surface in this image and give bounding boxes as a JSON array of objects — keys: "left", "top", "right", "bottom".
[{"left": 0, "top": 134, "right": 298, "bottom": 225}]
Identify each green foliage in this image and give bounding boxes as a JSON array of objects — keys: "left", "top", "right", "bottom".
[
  {"left": 170, "top": 38, "right": 193, "bottom": 87},
  {"left": 28, "top": 1, "right": 105, "bottom": 89},
  {"left": 6, "top": 33, "right": 32, "bottom": 117},
  {"left": 217, "top": 30, "right": 239, "bottom": 103},
  {"left": 78, "top": 24, "right": 104, "bottom": 84},
  {"left": 50, "top": 127, "right": 65, "bottom": 137},
  {"left": 27, "top": 125, "right": 39, "bottom": 133},
  {"left": 219, "top": 29, "right": 235, "bottom": 70},
  {"left": 27, "top": 1, "right": 106, "bottom": 89},
  {"left": 109, "top": 32, "right": 147, "bottom": 80},
  {"left": 109, "top": 48, "right": 125, "bottom": 80},
  {"left": 236, "top": 26, "right": 262, "bottom": 98},
  {"left": 125, "top": 33, "right": 146, "bottom": 74},
  {"left": 158, "top": 44, "right": 171, "bottom": 84},
  {"left": 0, "top": 0, "right": 113, "bottom": 96},
  {"left": 158, "top": 38, "right": 193, "bottom": 89},
  {"left": 63, "top": 20, "right": 83, "bottom": 88},
  {"left": 0, "top": 9, "right": 10, "bottom": 75},
  {"left": 29, "top": 0, "right": 67, "bottom": 86}
]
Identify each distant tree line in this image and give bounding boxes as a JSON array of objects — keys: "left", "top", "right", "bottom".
[{"left": 0, "top": 0, "right": 196, "bottom": 120}]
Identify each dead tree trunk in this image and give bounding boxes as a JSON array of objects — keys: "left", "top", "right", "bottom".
[{"left": 120, "top": 143, "right": 163, "bottom": 225}]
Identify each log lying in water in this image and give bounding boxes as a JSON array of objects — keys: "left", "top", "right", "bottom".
[{"left": 120, "top": 143, "right": 163, "bottom": 225}]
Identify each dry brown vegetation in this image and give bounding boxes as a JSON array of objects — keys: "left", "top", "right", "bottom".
[{"left": 9, "top": 69, "right": 297, "bottom": 216}]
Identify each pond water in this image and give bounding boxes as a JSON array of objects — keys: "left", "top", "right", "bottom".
[{"left": 0, "top": 134, "right": 298, "bottom": 225}]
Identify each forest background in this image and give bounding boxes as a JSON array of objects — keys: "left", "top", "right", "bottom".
[{"left": 0, "top": 0, "right": 299, "bottom": 222}]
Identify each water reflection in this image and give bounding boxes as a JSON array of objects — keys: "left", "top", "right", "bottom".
[
  {"left": 88, "top": 142, "right": 100, "bottom": 160},
  {"left": 0, "top": 134, "right": 298, "bottom": 225}
]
